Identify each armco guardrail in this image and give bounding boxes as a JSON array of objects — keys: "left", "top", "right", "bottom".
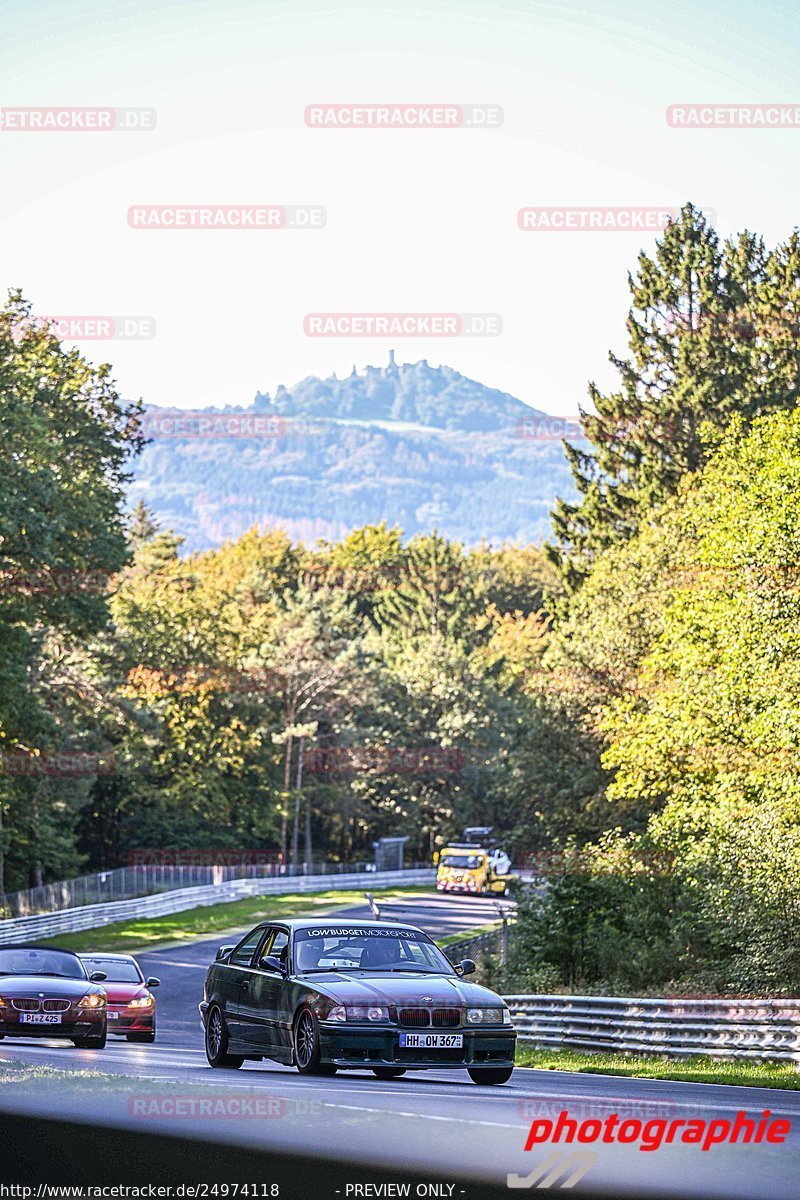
[
  {"left": 0, "top": 868, "right": 435, "bottom": 946},
  {"left": 502, "top": 993, "right": 800, "bottom": 1061},
  {"left": 2, "top": 859, "right": 381, "bottom": 918}
]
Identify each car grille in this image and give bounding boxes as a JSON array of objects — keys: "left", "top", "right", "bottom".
[
  {"left": 10, "top": 998, "right": 72, "bottom": 1012},
  {"left": 398, "top": 1007, "right": 461, "bottom": 1028}
]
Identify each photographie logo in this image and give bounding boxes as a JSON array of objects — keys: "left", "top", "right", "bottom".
[
  {"left": 128, "top": 205, "right": 325, "bottom": 229},
  {"left": 516, "top": 416, "right": 584, "bottom": 441},
  {"left": 667, "top": 104, "right": 800, "bottom": 129},
  {"left": 11, "top": 315, "right": 155, "bottom": 342},
  {"left": 305, "top": 746, "right": 464, "bottom": 776},
  {"left": 518, "top": 207, "right": 680, "bottom": 232},
  {"left": 305, "top": 103, "right": 503, "bottom": 129},
  {"left": 521, "top": 1107, "right": 791, "bottom": 1155},
  {"left": 0, "top": 569, "right": 114, "bottom": 596},
  {"left": 304, "top": 313, "right": 502, "bottom": 337},
  {"left": 0, "top": 750, "right": 116, "bottom": 777},
  {"left": 0, "top": 107, "right": 156, "bottom": 132},
  {"left": 140, "top": 412, "right": 286, "bottom": 439}
]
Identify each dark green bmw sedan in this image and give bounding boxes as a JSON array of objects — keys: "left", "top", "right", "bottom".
[{"left": 199, "top": 918, "right": 516, "bottom": 1084}]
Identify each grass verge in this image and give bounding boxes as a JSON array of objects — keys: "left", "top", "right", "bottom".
[
  {"left": 439, "top": 921, "right": 500, "bottom": 947},
  {"left": 514, "top": 1045, "right": 800, "bottom": 1089},
  {"left": 35, "top": 885, "right": 430, "bottom": 954}
]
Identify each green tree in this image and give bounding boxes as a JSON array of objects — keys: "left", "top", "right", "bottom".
[{"left": 549, "top": 204, "right": 799, "bottom": 589}]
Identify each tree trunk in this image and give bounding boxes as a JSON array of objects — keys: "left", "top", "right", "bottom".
[
  {"left": 0, "top": 795, "right": 5, "bottom": 907},
  {"left": 304, "top": 787, "right": 313, "bottom": 871},
  {"left": 280, "top": 732, "right": 293, "bottom": 865},
  {"left": 291, "top": 736, "right": 304, "bottom": 869},
  {"left": 30, "top": 787, "right": 43, "bottom": 888}
]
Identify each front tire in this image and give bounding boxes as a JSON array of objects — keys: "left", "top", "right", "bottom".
[
  {"left": 372, "top": 1067, "right": 406, "bottom": 1080},
  {"left": 467, "top": 1066, "right": 513, "bottom": 1085},
  {"left": 205, "top": 1005, "right": 244, "bottom": 1068},
  {"left": 294, "top": 1008, "right": 335, "bottom": 1075}
]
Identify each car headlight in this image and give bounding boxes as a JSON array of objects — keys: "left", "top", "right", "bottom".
[
  {"left": 327, "top": 1005, "right": 347, "bottom": 1022},
  {"left": 78, "top": 993, "right": 106, "bottom": 1008},
  {"left": 128, "top": 995, "right": 154, "bottom": 1008},
  {"left": 346, "top": 1005, "right": 390, "bottom": 1022},
  {"left": 467, "top": 1007, "right": 506, "bottom": 1024}
]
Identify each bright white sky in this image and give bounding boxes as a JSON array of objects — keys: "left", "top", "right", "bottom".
[{"left": 1, "top": 0, "right": 799, "bottom": 414}]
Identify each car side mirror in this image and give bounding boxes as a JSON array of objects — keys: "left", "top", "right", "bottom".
[
  {"left": 259, "top": 955, "right": 286, "bottom": 974},
  {"left": 215, "top": 945, "right": 235, "bottom": 961},
  {"left": 456, "top": 959, "right": 476, "bottom": 977},
  {"left": 89, "top": 971, "right": 107, "bottom": 982},
  {"left": 146, "top": 977, "right": 160, "bottom": 988}
]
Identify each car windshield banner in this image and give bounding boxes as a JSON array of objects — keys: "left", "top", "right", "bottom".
[{"left": 296, "top": 926, "right": 428, "bottom": 941}]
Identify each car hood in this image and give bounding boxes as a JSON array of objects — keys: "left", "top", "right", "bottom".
[
  {"left": 300, "top": 972, "right": 504, "bottom": 1007},
  {"left": 0, "top": 975, "right": 99, "bottom": 998},
  {"left": 104, "top": 984, "right": 148, "bottom": 1003}
]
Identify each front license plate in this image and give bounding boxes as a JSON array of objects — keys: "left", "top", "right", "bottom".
[
  {"left": 107, "top": 1012, "right": 119, "bottom": 1019},
  {"left": 399, "top": 1033, "right": 463, "bottom": 1048},
  {"left": 20, "top": 1013, "right": 61, "bottom": 1025}
]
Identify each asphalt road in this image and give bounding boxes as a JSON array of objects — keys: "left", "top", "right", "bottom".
[{"left": 1, "top": 893, "right": 799, "bottom": 1199}]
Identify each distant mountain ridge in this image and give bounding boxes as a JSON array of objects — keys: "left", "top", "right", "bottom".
[{"left": 132, "top": 356, "right": 582, "bottom": 553}]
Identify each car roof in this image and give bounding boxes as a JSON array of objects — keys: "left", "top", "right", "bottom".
[
  {"left": 78, "top": 952, "right": 138, "bottom": 960},
  {"left": 0, "top": 944, "right": 82, "bottom": 956},
  {"left": 267, "top": 918, "right": 425, "bottom": 933}
]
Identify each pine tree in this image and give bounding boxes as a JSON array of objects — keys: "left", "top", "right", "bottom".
[{"left": 548, "top": 202, "right": 797, "bottom": 589}]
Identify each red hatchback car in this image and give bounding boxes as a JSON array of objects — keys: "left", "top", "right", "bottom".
[{"left": 80, "top": 954, "right": 159, "bottom": 1043}]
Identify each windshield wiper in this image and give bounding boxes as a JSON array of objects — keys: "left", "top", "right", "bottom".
[
  {"left": 389, "top": 966, "right": 446, "bottom": 973},
  {"left": 302, "top": 966, "right": 352, "bottom": 974}
]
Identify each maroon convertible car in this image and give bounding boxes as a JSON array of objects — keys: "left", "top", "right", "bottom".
[{"left": 0, "top": 944, "right": 108, "bottom": 1048}]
